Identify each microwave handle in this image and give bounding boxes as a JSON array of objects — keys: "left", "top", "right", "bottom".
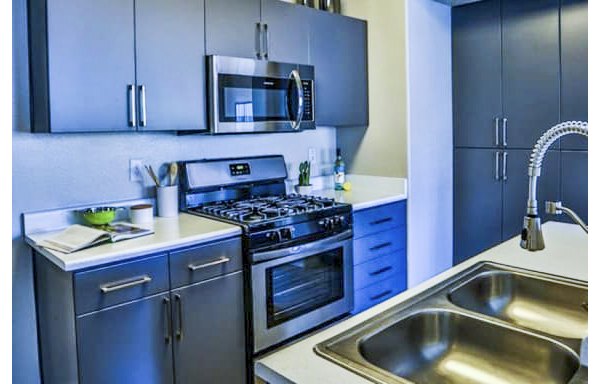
[{"left": 288, "top": 69, "right": 305, "bottom": 130}]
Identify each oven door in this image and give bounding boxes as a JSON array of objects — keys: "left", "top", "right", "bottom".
[{"left": 251, "top": 231, "right": 353, "bottom": 353}]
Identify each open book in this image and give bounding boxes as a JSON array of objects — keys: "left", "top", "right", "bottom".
[{"left": 38, "top": 223, "right": 154, "bottom": 254}]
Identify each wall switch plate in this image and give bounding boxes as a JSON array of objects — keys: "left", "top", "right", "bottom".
[
  {"left": 308, "top": 147, "right": 317, "bottom": 164},
  {"left": 130, "top": 159, "right": 144, "bottom": 182}
]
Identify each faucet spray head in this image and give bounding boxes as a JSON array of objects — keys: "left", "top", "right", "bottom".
[{"left": 520, "top": 215, "right": 545, "bottom": 251}]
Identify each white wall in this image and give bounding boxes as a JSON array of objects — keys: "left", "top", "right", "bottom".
[{"left": 405, "top": 0, "right": 454, "bottom": 286}]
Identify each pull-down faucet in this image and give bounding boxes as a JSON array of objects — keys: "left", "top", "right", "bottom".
[{"left": 520, "top": 121, "right": 588, "bottom": 251}]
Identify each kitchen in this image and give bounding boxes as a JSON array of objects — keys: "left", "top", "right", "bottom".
[{"left": 9, "top": 0, "right": 592, "bottom": 383}]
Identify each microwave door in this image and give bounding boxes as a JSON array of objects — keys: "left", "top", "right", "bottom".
[{"left": 286, "top": 70, "right": 305, "bottom": 130}]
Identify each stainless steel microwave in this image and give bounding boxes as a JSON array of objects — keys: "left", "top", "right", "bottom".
[{"left": 207, "top": 55, "right": 316, "bottom": 134}]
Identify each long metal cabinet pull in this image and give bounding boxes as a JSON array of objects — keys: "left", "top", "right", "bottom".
[
  {"left": 163, "top": 297, "right": 172, "bottom": 344},
  {"left": 502, "top": 118, "right": 508, "bottom": 147},
  {"left": 255, "top": 23, "right": 262, "bottom": 59},
  {"left": 494, "top": 117, "right": 500, "bottom": 146},
  {"left": 175, "top": 294, "right": 183, "bottom": 340},
  {"left": 99, "top": 275, "right": 152, "bottom": 293},
  {"left": 128, "top": 84, "right": 137, "bottom": 127},
  {"left": 138, "top": 85, "right": 147, "bottom": 127},
  {"left": 263, "top": 24, "right": 269, "bottom": 59},
  {"left": 502, "top": 152, "right": 508, "bottom": 181},
  {"left": 495, "top": 152, "right": 501, "bottom": 181},
  {"left": 188, "top": 256, "right": 230, "bottom": 271}
]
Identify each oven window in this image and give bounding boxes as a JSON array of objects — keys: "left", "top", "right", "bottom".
[{"left": 266, "top": 248, "right": 344, "bottom": 328}]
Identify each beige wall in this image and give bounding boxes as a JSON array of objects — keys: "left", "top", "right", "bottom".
[{"left": 337, "top": 0, "right": 408, "bottom": 178}]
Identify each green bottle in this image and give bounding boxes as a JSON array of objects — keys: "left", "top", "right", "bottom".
[{"left": 334, "top": 148, "right": 345, "bottom": 190}]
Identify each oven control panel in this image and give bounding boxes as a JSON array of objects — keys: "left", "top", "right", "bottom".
[{"left": 229, "top": 163, "right": 251, "bottom": 176}]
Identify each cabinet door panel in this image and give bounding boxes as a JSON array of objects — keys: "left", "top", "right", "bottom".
[
  {"left": 560, "top": 0, "right": 588, "bottom": 150},
  {"left": 561, "top": 151, "right": 588, "bottom": 224},
  {"left": 502, "top": 150, "right": 560, "bottom": 241},
  {"left": 454, "top": 149, "right": 503, "bottom": 265},
  {"left": 172, "top": 271, "right": 246, "bottom": 384},
  {"left": 76, "top": 294, "right": 174, "bottom": 384},
  {"left": 46, "top": 0, "right": 135, "bottom": 132},
  {"left": 452, "top": 0, "right": 503, "bottom": 148},
  {"left": 135, "top": 0, "right": 207, "bottom": 131},
  {"left": 309, "top": 12, "right": 368, "bottom": 127},
  {"left": 205, "top": 0, "right": 261, "bottom": 59},
  {"left": 502, "top": 0, "right": 560, "bottom": 149},
  {"left": 261, "top": 0, "right": 310, "bottom": 64}
]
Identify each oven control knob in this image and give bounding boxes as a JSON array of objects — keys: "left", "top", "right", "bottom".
[
  {"left": 280, "top": 227, "right": 294, "bottom": 240},
  {"left": 266, "top": 231, "right": 281, "bottom": 243}
]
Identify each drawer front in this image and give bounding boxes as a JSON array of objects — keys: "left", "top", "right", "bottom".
[
  {"left": 354, "top": 227, "right": 406, "bottom": 265},
  {"left": 169, "top": 237, "right": 242, "bottom": 288},
  {"left": 353, "top": 200, "right": 406, "bottom": 239},
  {"left": 353, "top": 273, "right": 407, "bottom": 314},
  {"left": 354, "top": 251, "right": 406, "bottom": 290},
  {"left": 74, "top": 253, "right": 169, "bottom": 315}
]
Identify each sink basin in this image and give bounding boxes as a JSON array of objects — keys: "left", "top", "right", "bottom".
[
  {"left": 358, "top": 310, "right": 579, "bottom": 384},
  {"left": 448, "top": 270, "right": 588, "bottom": 339}
]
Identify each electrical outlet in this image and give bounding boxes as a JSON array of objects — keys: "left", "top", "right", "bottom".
[
  {"left": 130, "top": 159, "right": 144, "bottom": 182},
  {"left": 308, "top": 147, "right": 317, "bottom": 164}
]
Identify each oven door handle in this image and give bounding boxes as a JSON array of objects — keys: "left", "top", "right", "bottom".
[
  {"left": 287, "top": 69, "right": 304, "bottom": 131},
  {"left": 252, "top": 230, "right": 352, "bottom": 264}
]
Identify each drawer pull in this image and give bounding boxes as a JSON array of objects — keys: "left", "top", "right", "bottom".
[
  {"left": 369, "top": 217, "right": 393, "bottom": 226},
  {"left": 99, "top": 275, "right": 152, "bottom": 293},
  {"left": 369, "top": 266, "right": 393, "bottom": 276},
  {"left": 370, "top": 290, "right": 393, "bottom": 301},
  {"left": 369, "top": 242, "right": 392, "bottom": 252},
  {"left": 188, "top": 257, "right": 230, "bottom": 271}
]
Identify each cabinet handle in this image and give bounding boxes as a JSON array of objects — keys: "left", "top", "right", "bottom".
[
  {"left": 263, "top": 23, "right": 269, "bottom": 60},
  {"left": 255, "top": 23, "right": 262, "bottom": 59},
  {"left": 502, "top": 152, "right": 508, "bottom": 181},
  {"left": 99, "top": 275, "right": 151, "bottom": 293},
  {"left": 495, "top": 151, "right": 501, "bottom": 181},
  {"left": 163, "top": 297, "right": 172, "bottom": 344},
  {"left": 369, "top": 217, "right": 392, "bottom": 226},
  {"left": 175, "top": 294, "right": 183, "bottom": 340},
  {"left": 138, "top": 85, "right": 147, "bottom": 127},
  {"left": 494, "top": 117, "right": 500, "bottom": 147},
  {"left": 128, "top": 84, "right": 137, "bottom": 127},
  {"left": 370, "top": 290, "right": 392, "bottom": 301},
  {"left": 188, "top": 256, "right": 230, "bottom": 271},
  {"left": 369, "top": 242, "right": 392, "bottom": 252},
  {"left": 369, "top": 266, "right": 393, "bottom": 276},
  {"left": 502, "top": 118, "right": 508, "bottom": 147}
]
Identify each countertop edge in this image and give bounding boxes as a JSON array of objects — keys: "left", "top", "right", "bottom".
[{"left": 350, "top": 194, "right": 407, "bottom": 211}]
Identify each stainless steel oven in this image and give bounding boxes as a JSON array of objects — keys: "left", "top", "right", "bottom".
[
  {"left": 251, "top": 230, "right": 353, "bottom": 353},
  {"left": 207, "top": 55, "right": 315, "bottom": 134}
]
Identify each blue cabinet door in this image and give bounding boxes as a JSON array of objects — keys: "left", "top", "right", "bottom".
[
  {"left": 205, "top": 0, "right": 261, "bottom": 59},
  {"left": 43, "top": 0, "right": 136, "bottom": 132},
  {"left": 560, "top": 0, "right": 588, "bottom": 150},
  {"left": 261, "top": 0, "right": 310, "bottom": 64},
  {"left": 135, "top": 0, "right": 207, "bottom": 132},
  {"left": 502, "top": 0, "right": 560, "bottom": 149},
  {"left": 452, "top": 0, "right": 503, "bottom": 148}
]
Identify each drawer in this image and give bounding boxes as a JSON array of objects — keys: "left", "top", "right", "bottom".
[
  {"left": 354, "top": 251, "right": 406, "bottom": 290},
  {"left": 169, "top": 237, "right": 242, "bottom": 288},
  {"left": 354, "top": 227, "right": 406, "bottom": 265},
  {"left": 353, "top": 273, "right": 407, "bottom": 314},
  {"left": 353, "top": 200, "right": 406, "bottom": 239},
  {"left": 74, "top": 253, "right": 169, "bottom": 315}
]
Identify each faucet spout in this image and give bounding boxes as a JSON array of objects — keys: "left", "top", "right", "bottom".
[{"left": 520, "top": 121, "right": 588, "bottom": 251}]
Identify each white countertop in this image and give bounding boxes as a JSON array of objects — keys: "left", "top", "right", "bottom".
[
  {"left": 26, "top": 213, "right": 241, "bottom": 271},
  {"left": 255, "top": 221, "right": 588, "bottom": 384},
  {"left": 309, "top": 174, "right": 407, "bottom": 211}
]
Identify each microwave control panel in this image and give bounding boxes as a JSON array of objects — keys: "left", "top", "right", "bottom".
[{"left": 302, "top": 80, "right": 314, "bottom": 122}]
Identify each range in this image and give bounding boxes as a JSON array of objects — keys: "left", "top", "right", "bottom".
[{"left": 179, "top": 155, "right": 354, "bottom": 357}]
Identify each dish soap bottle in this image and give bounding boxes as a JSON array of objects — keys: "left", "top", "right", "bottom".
[{"left": 334, "top": 148, "right": 345, "bottom": 190}]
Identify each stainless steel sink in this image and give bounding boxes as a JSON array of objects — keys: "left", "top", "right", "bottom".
[
  {"left": 315, "top": 262, "right": 588, "bottom": 384},
  {"left": 448, "top": 270, "right": 588, "bottom": 339}
]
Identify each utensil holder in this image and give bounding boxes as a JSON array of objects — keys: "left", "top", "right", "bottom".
[{"left": 157, "top": 186, "right": 179, "bottom": 218}]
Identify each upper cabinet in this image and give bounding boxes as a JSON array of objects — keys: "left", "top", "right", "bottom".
[
  {"left": 29, "top": 0, "right": 207, "bottom": 133},
  {"left": 309, "top": 11, "right": 369, "bottom": 127}
]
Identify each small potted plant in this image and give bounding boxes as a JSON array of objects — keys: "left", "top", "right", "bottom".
[{"left": 295, "top": 161, "right": 313, "bottom": 195}]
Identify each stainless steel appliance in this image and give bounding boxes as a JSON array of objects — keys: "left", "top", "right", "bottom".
[
  {"left": 179, "top": 155, "right": 353, "bottom": 354},
  {"left": 207, "top": 56, "right": 316, "bottom": 134}
]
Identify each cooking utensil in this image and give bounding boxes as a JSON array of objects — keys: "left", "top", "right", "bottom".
[
  {"left": 168, "top": 162, "right": 178, "bottom": 186},
  {"left": 145, "top": 165, "right": 161, "bottom": 187},
  {"left": 79, "top": 206, "right": 125, "bottom": 226}
]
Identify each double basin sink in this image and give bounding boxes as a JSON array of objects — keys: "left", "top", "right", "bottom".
[{"left": 315, "top": 262, "right": 588, "bottom": 384}]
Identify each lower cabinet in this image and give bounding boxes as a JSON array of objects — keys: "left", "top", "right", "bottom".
[
  {"left": 34, "top": 236, "right": 245, "bottom": 384},
  {"left": 351, "top": 201, "right": 407, "bottom": 314}
]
